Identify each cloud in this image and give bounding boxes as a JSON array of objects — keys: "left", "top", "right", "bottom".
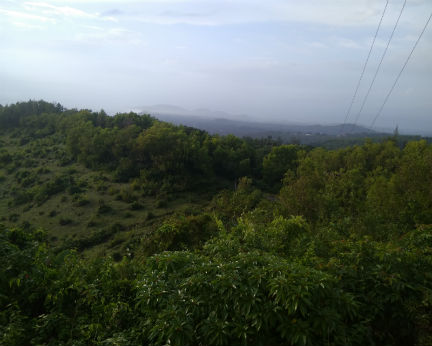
[
  {"left": 3, "top": 1, "right": 118, "bottom": 25},
  {"left": 74, "top": 27, "right": 144, "bottom": 45},
  {"left": 336, "top": 38, "right": 363, "bottom": 50},
  {"left": 101, "top": 9, "right": 123, "bottom": 16},
  {"left": 4, "top": 0, "right": 431, "bottom": 29},
  {"left": 11, "top": 21, "right": 43, "bottom": 30},
  {"left": 159, "top": 10, "right": 213, "bottom": 18},
  {"left": 307, "top": 42, "right": 328, "bottom": 49},
  {"left": 108, "top": 0, "right": 431, "bottom": 28},
  {"left": 23, "top": 1, "right": 95, "bottom": 18},
  {"left": 81, "top": 24, "right": 104, "bottom": 31},
  {"left": 0, "top": 8, "right": 55, "bottom": 23}
]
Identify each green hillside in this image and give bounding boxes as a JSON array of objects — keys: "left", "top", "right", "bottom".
[{"left": 1, "top": 101, "right": 432, "bottom": 345}]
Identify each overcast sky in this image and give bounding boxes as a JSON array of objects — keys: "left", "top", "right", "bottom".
[{"left": 0, "top": 0, "right": 431, "bottom": 133}]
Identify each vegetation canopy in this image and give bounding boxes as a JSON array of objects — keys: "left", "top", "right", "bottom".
[{"left": 1, "top": 101, "right": 432, "bottom": 346}]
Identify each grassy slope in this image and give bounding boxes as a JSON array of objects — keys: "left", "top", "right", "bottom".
[{"left": 0, "top": 131, "right": 216, "bottom": 258}]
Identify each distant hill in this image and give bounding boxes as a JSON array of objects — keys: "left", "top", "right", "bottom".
[
  {"left": 154, "top": 113, "right": 375, "bottom": 136},
  {"left": 133, "top": 104, "right": 248, "bottom": 120},
  {"left": 133, "top": 105, "right": 379, "bottom": 143}
]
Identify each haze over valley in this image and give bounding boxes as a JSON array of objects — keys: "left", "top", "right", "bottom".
[{"left": 1, "top": 0, "right": 431, "bottom": 134}]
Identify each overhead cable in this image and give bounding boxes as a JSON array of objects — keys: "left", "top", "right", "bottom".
[
  {"left": 350, "top": 0, "right": 407, "bottom": 133},
  {"left": 340, "top": 0, "right": 389, "bottom": 134},
  {"left": 370, "top": 10, "right": 432, "bottom": 129}
]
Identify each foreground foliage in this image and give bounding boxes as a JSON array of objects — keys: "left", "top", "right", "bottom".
[{"left": 2, "top": 223, "right": 432, "bottom": 346}]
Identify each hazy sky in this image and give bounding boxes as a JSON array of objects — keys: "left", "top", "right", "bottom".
[{"left": 1, "top": 0, "right": 431, "bottom": 133}]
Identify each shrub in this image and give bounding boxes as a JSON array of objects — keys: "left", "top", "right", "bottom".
[
  {"left": 134, "top": 251, "right": 361, "bottom": 346},
  {"left": 87, "top": 219, "right": 98, "bottom": 227},
  {"left": 11, "top": 189, "right": 33, "bottom": 206},
  {"left": 48, "top": 210, "right": 57, "bottom": 217},
  {"left": 73, "top": 194, "right": 90, "bottom": 207},
  {"left": 141, "top": 214, "right": 217, "bottom": 255},
  {"left": 155, "top": 199, "right": 167, "bottom": 208},
  {"left": 112, "top": 251, "right": 122, "bottom": 262},
  {"left": 97, "top": 200, "right": 113, "bottom": 215},
  {"left": 59, "top": 218, "right": 73, "bottom": 226},
  {"left": 9, "top": 214, "right": 20, "bottom": 222},
  {"left": 118, "top": 187, "right": 136, "bottom": 203},
  {"left": 130, "top": 201, "right": 143, "bottom": 210}
]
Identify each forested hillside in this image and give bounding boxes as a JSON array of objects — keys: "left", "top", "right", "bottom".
[{"left": 1, "top": 101, "right": 432, "bottom": 346}]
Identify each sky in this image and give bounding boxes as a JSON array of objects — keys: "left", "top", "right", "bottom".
[{"left": 0, "top": 0, "right": 431, "bottom": 133}]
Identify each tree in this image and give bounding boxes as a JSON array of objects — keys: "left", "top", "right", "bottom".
[{"left": 262, "top": 144, "right": 300, "bottom": 188}]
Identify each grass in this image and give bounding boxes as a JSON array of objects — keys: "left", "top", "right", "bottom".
[{"left": 0, "top": 132, "right": 215, "bottom": 257}]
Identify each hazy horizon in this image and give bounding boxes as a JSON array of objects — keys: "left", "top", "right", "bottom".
[{"left": 1, "top": 0, "right": 431, "bottom": 133}]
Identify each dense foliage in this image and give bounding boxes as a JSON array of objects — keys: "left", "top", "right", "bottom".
[{"left": 1, "top": 101, "right": 432, "bottom": 345}]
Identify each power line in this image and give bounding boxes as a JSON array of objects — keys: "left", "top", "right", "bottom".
[
  {"left": 349, "top": 0, "right": 407, "bottom": 133},
  {"left": 370, "top": 10, "right": 432, "bottom": 129},
  {"left": 340, "top": 0, "right": 389, "bottom": 134}
]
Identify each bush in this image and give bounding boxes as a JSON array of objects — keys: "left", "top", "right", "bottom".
[
  {"left": 59, "top": 218, "right": 72, "bottom": 226},
  {"left": 9, "top": 214, "right": 20, "bottom": 222},
  {"left": 0, "top": 150, "right": 11, "bottom": 164},
  {"left": 155, "top": 199, "right": 167, "bottom": 208},
  {"left": 118, "top": 187, "right": 136, "bottom": 203},
  {"left": 87, "top": 219, "right": 98, "bottom": 227},
  {"left": 112, "top": 251, "right": 122, "bottom": 262},
  {"left": 134, "top": 251, "right": 361, "bottom": 346},
  {"left": 11, "top": 189, "right": 33, "bottom": 206},
  {"left": 141, "top": 214, "right": 217, "bottom": 255},
  {"left": 130, "top": 201, "right": 143, "bottom": 210},
  {"left": 97, "top": 200, "right": 113, "bottom": 215},
  {"left": 48, "top": 210, "right": 57, "bottom": 217},
  {"left": 73, "top": 194, "right": 90, "bottom": 207}
]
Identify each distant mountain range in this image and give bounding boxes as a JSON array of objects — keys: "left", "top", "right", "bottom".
[{"left": 133, "top": 105, "right": 380, "bottom": 141}]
